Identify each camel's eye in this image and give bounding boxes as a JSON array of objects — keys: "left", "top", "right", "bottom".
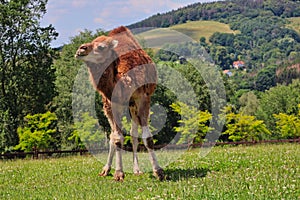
[{"left": 98, "top": 45, "right": 106, "bottom": 51}]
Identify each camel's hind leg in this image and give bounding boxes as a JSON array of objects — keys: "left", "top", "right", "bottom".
[
  {"left": 99, "top": 99, "right": 114, "bottom": 177},
  {"left": 137, "top": 95, "right": 164, "bottom": 181},
  {"left": 129, "top": 103, "right": 143, "bottom": 175}
]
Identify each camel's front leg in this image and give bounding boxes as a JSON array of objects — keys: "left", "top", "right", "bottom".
[
  {"left": 99, "top": 100, "right": 115, "bottom": 177},
  {"left": 100, "top": 100, "right": 124, "bottom": 181},
  {"left": 99, "top": 131, "right": 124, "bottom": 181},
  {"left": 111, "top": 103, "right": 125, "bottom": 181},
  {"left": 111, "top": 131, "right": 125, "bottom": 181},
  {"left": 99, "top": 139, "right": 115, "bottom": 176}
]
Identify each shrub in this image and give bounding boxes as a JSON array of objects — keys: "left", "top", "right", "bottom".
[
  {"left": 273, "top": 104, "right": 300, "bottom": 139},
  {"left": 171, "top": 101, "right": 212, "bottom": 144},
  {"left": 223, "top": 106, "right": 271, "bottom": 142},
  {"left": 15, "top": 112, "right": 58, "bottom": 152}
]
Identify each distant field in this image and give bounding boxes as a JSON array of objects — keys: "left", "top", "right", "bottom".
[
  {"left": 287, "top": 17, "right": 300, "bottom": 34},
  {"left": 136, "top": 20, "right": 240, "bottom": 48},
  {"left": 1, "top": 144, "right": 299, "bottom": 199},
  {"left": 171, "top": 20, "right": 240, "bottom": 41},
  {"left": 135, "top": 28, "right": 194, "bottom": 48}
]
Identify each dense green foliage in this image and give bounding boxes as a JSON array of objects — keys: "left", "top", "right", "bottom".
[
  {"left": 1, "top": 144, "right": 299, "bottom": 199},
  {"left": 170, "top": 102, "right": 212, "bottom": 144},
  {"left": 256, "top": 80, "right": 300, "bottom": 133},
  {"left": 15, "top": 112, "right": 58, "bottom": 152},
  {"left": 0, "top": 0, "right": 58, "bottom": 152},
  {"left": 129, "top": 0, "right": 300, "bottom": 28},
  {"left": 1, "top": 0, "right": 300, "bottom": 153},
  {"left": 51, "top": 29, "right": 109, "bottom": 149},
  {"left": 274, "top": 107, "right": 300, "bottom": 139},
  {"left": 69, "top": 112, "right": 106, "bottom": 149},
  {"left": 223, "top": 106, "right": 271, "bottom": 141}
]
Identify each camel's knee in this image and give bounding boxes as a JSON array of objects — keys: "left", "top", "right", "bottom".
[
  {"left": 110, "top": 133, "right": 124, "bottom": 148},
  {"left": 143, "top": 137, "right": 154, "bottom": 150},
  {"left": 142, "top": 126, "right": 154, "bottom": 150},
  {"left": 131, "top": 136, "right": 139, "bottom": 145}
]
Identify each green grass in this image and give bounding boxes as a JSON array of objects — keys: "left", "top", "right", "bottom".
[
  {"left": 136, "top": 20, "right": 240, "bottom": 48},
  {"left": 287, "top": 17, "right": 300, "bottom": 34},
  {"left": 1, "top": 144, "right": 299, "bottom": 199}
]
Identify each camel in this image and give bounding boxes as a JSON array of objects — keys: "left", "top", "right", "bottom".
[{"left": 75, "top": 26, "right": 164, "bottom": 181}]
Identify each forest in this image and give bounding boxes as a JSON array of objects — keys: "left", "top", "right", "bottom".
[{"left": 1, "top": 0, "right": 300, "bottom": 153}]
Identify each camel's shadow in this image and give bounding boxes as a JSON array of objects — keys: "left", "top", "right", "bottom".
[{"left": 161, "top": 167, "right": 210, "bottom": 181}]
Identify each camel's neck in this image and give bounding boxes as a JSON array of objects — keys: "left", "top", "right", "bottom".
[{"left": 86, "top": 51, "right": 119, "bottom": 99}]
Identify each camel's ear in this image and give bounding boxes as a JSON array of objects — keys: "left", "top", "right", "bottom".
[{"left": 111, "top": 39, "right": 118, "bottom": 48}]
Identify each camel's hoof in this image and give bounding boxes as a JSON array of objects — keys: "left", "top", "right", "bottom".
[
  {"left": 153, "top": 168, "right": 164, "bottom": 181},
  {"left": 114, "top": 170, "right": 125, "bottom": 181},
  {"left": 98, "top": 166, "right": 111, "bottom": 177},
  {"left": 134, "top": 170, "right": 143, "bottom": 176}
]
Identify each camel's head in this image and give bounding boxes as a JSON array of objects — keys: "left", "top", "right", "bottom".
[{"left": 75, "top": 36, "right": 118, "bottom": 64}]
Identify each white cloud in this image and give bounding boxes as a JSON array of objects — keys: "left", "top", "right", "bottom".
[
  {"left": 92, "top": 0, "right": 185, "bottom": 30},
  {"left": 127, "top": 0, "right": 182, "bottom": 14},
  {"left": 71, "top": 0, "right": 93, "bottom": 8}
]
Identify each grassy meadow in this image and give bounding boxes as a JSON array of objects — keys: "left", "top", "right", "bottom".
[
  {"left": 287, "top": 17, "right": 300, "bottom": 35},
  {"left": 170, "top": 20, "right": 240, "bottom": 42},
  {"left": 136, "top": 20, "right": 240, "bottom": 48},
  {"left": 1, "top": 144, "right": 299, "bottom": 200}
]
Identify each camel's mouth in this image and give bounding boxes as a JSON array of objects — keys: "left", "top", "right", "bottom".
[
  {"left": 74, "top": 54, "right": 85, "bottom": 59},
  {"left": 75, "top": 50, "right": 90, "bottom": 59},
  {"left": 75, "top": 49, "right": 102, "bottom": 59},
  {"left": 93, "top": 50, "right": 101, "bottom": 55}
]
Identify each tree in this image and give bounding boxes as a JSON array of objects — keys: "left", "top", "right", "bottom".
[
  {"left": 209, "top": 32, "right": 235, "bottom": 47},
  {"left": 69, "top": 112, "right": 106, "bottom": 150},
  {"left": 256, "top": 80, "right": 300, "bottom": 132},
  {"left": 255, "top": 66, "right": 277, "bottom": 91},
  {"left": 150, "top": 83, "right": 179, "bottom": 145},
  {"left": 264, "top": 0, "right": 285, "bottom": 16},
  {"left": 276, "top": 62, "right": 300, "bottom": 85},
  {"left": 170, "top": 101, "right": 212, "bottom": 144},
  {"left": 223, "top": 106, "right": 271, "bottom": 142},
  {"left": 52, "top": 29, "right": 108, "bottom": 149},
  {"left": 210, "top": 46, "right": 233, "bottom": 70},
  {"left": 0, "top": 110, "right": 15, "bottom": 152},
  {"left": 15, "top": 112, "right": 58, "bottom": 152},
  {"left": 239, "top": 91, "right": 259, "bottom": 116},
  {"left": 0, "top": 0, "right": 58, "bottom": 152},
  {"left": 199, "top": 36, "right": 207, "bottom": 47},
  {"left": 273, "top": 104, "right": 300, "bottom": 139}
]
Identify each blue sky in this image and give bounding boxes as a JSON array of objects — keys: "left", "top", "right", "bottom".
[{"left": 41, "top": 0, "right": 218, "bottom": 47}]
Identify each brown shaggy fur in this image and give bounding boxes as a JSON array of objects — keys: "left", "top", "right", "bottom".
[{"left": 75, "top": 26, "right": 163, "bottom": 181}]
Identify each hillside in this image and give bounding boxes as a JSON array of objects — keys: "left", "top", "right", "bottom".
[
  {"left": 276, "top": 63, "right": 300, "bottom": 84},
  {"left": 130, "top": 0, "right": 300, "bottom": 91},
  {"left": 170, "top": 21, "right": 240, "bottom": 42},
  {"left": 135, "top": 28, "right": 193, "bottom": 48},
  {"left": 136, "top": 20, "right": 239, "bottom": 48},
  {"left": 128, "top": 0, "right": 300, "bottom": 29},
  {"left": 287, "top": 17, "right": 300, "bottom": 34}
]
